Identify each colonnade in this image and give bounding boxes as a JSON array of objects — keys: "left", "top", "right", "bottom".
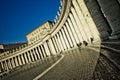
[
  {"left": 84, "top": 0, "right": 120, "bottom": 39},
  {"left": 0, "top": 0, "right": 99, "bottom": 75},
  {"left": 0, "top": 0, "right": 103, "bottom": 76}
]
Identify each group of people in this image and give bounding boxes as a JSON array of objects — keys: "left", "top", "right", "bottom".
[{"left": 77, "top": 37, "right": 94, "bottom": 47}]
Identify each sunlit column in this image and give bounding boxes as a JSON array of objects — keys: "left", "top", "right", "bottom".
[
  {"left": 51, "top": 37, "right": 59, "bottom": 53},
  {"left": 29, "top": 50, "right": 35, "bottom": 62},
  {"left": 15, "top": 57, "right": 19, "bottom": 66},
  {"left": 43, "top": 45, "right": 48, "bottom": 57},
  {"left": 65, "top": 21, "right": 76, "bottom": 46},
  {"left": 57, "top": 32, "right": 65, "bottom": 50},
  {"left": 2, "top": 61, "right": 7, "bottom": 71},
  {"left": 44, "top": 42, "right": 51, "bottom": 56},
  {"left": 24, "top": 53, "right": 29, "bottom": 63},
  {"left": 1, "top": 62, "right": 5, "bottom": 72},
  {"left": 3, "top": 61, "right": 6, "bottom": 71},
  {"left": 41, "top": 45, "right": 46, "bottom": 58},
  {"left": 0, "top": 62, "right": 4, "bottom": 72},
  {"left": 61, "top": 27, "right": 70, "bottom": 49},
  {"left": 34, "top": 48, "right": 40, "bottom": 60},
  {"left": 51, "top": 38, "right": 58, "bottom": 53},
  {"left": 36, "top": 46, "right": 42, "bottom": 59},
  {"left": 76, "top": 0, "right": 100, "bottom": 40},
  {"left": 68, "top": 15, "right": 80, "bottom": 44},
  {"left": 56, "top": 34, "right": 64, "bottom": 51},
  {"left": 71, "top": 7, "right": 85, "bottom": 42},
  {"left": 21, "top": 54, "right": 25, "bottom": 64},
  {"left": 6, "top": 60, "right": 12, "bottom": 70},
  {"left": 9, "top": 59, "right": 13, "bottom": 69},
  {"left": 11, "top": 58, "right": 16, "bottom": 68},
  {"left": 26, "top": 52, "right": 32, "bottom": 62},
  {"left": 6, "top": 60, "right": 10, "bottom": 70},
  {"left": 72, "top": 0, "right": 92, "bottom": 41},
  {"left": 59, "top": 30, "right": 67, "bottom": 50},
  {"left": 0, "top": 62, "right": 2, "bottom": 72},
  {"left": 48, "top": 38, "right": 56, "bottom": 54},
  {"left": 18, "top": 55, "right": 22, "bottom": 65},
  {"left": 38, "top": 46, "right": 44, "bottom": 59},
  {"left": 53, "top": 35, "right": 61, "bottom": 52},
  {"left": 63, "top": 25, "right": 73, "bottom": 48},
  {"left": 52, "top": 36, "right": 60, "bottom": 52},
  {"left": 32, "top": 49, "right": 38, "bottom": 61},
  {"left": 5, "top": 60, "right": 9, "bottom": 71}
]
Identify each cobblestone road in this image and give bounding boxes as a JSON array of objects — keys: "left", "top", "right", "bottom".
[
  {"left": 2, "top": 47, "right": 120, "bottom": 80},
  {"left": 93, "top": 54, "right": 120, "bottom": 80},
  {"left": 40, "top": 48, "right": 100, "bottom": 80}
]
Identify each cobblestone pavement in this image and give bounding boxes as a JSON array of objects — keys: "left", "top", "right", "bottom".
[
  {"left": 93, "top": 54, "right": 120, "bottom": 80},
  {"left": 39, "top": 48, "right": 100, "bottom": 80},
  {"left": 100, "top": 48, "right": 120, "bottom": 65},
  {"left": 1, "top": 47, "right": 120, "bottom": 80}
]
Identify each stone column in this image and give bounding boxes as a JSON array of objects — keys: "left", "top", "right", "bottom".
[
  {"left": 36, "top": 47, "right": 42, "bottom": 59},
  {"left": 32, "top": 49, "right": 38, "bottom": 61},
  {"left": 24, "top": 52, "right": 29, "bottom": 63},
  {"left": 52, "top": 36, "right": 60, "bottom": 52},
  {"left": 0, "top": 62, "right": 4, "bottom": 72},
  {"left": 0, "top": 65, "right": 1, "bottom": 73},
  {"left": 44, "top": 42, "right": 51, "bottom": 56},
  {"left": 15, "top": 57, "right": 19, "bottom": 66},
  {"left": 68, "top": 15, "right": 81, "bottom": 44},
  {"left": 9, "top": 59, "right": 13, "bottom": 69},
  {"left": 57, "top": 32, "right": 65, "bottom": 50},
  {"left": 38, "top": 46, "right": 44, "bottom": 59},
  {"left": 72, "top": 0, "right": 92, "bottom": 41},
  {"left": 59, "top": 31, "right": 67, "bottom": 50},
  {"left": 34, "top": 48, "right": 40, "bottom": 60},
  {"left": 61, "top": 27, "right": 70, "bottom": 49},
  {"left": 71, "top": 7, "right": 86, "bottom": 42},
  {"left": 78, "top": 0, "right": 109, "bottom": 41},
  {"left": 76, "top": 0, "right": 100, "bottom": 41},
  {"left": 29, "top": 50, "right": 35, "bottom": 62},
  {"left": 54, "top": 35, "right": 61, "bottom": 52},
  {"left": 65, "top": 21, "right": 76, "bottom": 46},
  {"left": 51, "top": 37, "right": 59, "bottom": 53},
  {"left": 40, "top": 45, "right": 46, "bottom": 58},
  {"left": 96, "top": 0, "right": 120, "bottom": 39},
  {"left": 63, "top": 25, "right": 73, "bottom": 48},
  {"left": 21, "top": 54, "right": 25, "bottom": 64},
  {"left": 56, "top": 34, "right": 64, "bottom": 51},
  {"left": 26, "top": 52, "right": 32, "bottom": 62},
  {"left": 5, "top": 60, "right": 9, "bottom": 71},
  {"left": 51, "top": 38, "right": 58, "bottom": 53},
  {"left": 2, "top": 61, "right": 5, "bottom": 71},
  {"left": 18, "top": 55, "right": 22, "bottom": 65},
  {"left": 48, "top": 38, "right": 56, "bottom": 55},
  {"left": 12, "top": 58, "right": 16, "bottom": 68},
  {"left": 6, "top": 60, "right": 11, "bottom": 70}
]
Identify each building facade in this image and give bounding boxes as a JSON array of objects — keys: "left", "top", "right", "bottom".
[{"left": 0, "top": 0, "right": 120, "bottom": 77}]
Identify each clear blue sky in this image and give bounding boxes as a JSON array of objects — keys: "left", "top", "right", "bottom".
[{"left": 0, "top": 0, "right": 60, "bottom": 44}]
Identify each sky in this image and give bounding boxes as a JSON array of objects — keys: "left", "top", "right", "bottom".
[{"left": 0, "top": 0, "right": 60, "bottom": 44}]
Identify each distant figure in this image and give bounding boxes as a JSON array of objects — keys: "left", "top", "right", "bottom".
[
  {"left": 83, "top": 41, "right": 88, "bottom": 46},
  {"left": 90, "top": 37, "right": 94, "bottom": 43},
  {"left": 77, "top": 42, "right": 82, "bottom": 47}
]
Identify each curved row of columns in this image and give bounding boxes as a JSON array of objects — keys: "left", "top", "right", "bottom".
[{"left": 0, "top": 0, "right": 101, "bottom": 75}]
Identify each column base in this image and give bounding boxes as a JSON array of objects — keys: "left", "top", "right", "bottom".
[
  {"left": 109, "top": 30, "right": 120, "bottom": 39},
  {"left": 109, "top": 33, "right": 120, "bottom": 39}
]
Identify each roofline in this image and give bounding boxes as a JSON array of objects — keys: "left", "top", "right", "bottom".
[{"left": 26, "top": 20, "right": 53, "bottom": 36}]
